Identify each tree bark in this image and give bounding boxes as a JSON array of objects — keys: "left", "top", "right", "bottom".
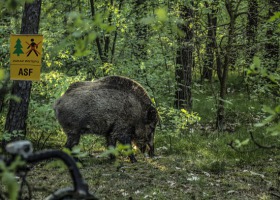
[
  {"left": 216, "top": 0, "right": 237, "bottom": 131},
  {"left": 3, "top": 0, "right": 42, "bottom": 146},
  {"left": 89, "top": 0, "right": 107, "bottom": 64},
  {"left": 246, "top": 0, "right": 258, "bottom": 63},
  {"left": 264, "top": 0, "right": 279, "bottom": 72},
  {"left": 133, "top": 0, "right": 148, "bottom": 62},
  {"left": 201, "top": 1, "right": 218, "bottom": 81},
  {"left": 175, "top": 5, "right": 193, "bottom": 111},
  {"left": 90, "top": 0, "right": 123, "bottom": 71}
]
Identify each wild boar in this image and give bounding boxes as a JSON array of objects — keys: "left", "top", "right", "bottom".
[{"left": 53, "top": 76, "right": 158, "bottom": 162}]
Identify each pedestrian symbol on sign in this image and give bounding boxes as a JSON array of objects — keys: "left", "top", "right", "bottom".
[{"left": 26, "top": 38, "right": 42, "bottom": 57}]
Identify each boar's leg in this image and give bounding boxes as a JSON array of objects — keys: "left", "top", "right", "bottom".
[
  {"left": 116, "top": 132, "right": 137, "bottom": 163},
  {"left": 65, "top": 130, "right": 81, "bottom": 149},
  {"left": 128, "top": 154, "right": 137, "bottom": 163},
  {"left": 148, "top": 143, "right": 154, "bottom": 157},
  {"left": 106, "top": 136, "right": 117, "bottom": 161}
]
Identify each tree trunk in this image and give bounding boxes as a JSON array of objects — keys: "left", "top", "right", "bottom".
[
  {"left": 201, "top": 1, "right": 218, "bottom": 81},
  {"left": 175, "top": 5, "right": 193, "bottom": 111},
  {"left": 264, "top": 0, "right": 279, "bottom": 72},
  {"left": 134, "top": 0, "right": 148, "bottom": 61},
  {"left": 216, "top": 0, "right": 237, "bottom": 131},
  {"left": 3, "top": 0, "right": 42, "bottom": 146},
  {"left": 246, "top": 0, "right": 258, "bottom": 63},
  {"left": 89, "top": 0, "right": 108, "bottom": 64},
  {"left": 111, "top": 0, "right": 123, "bottom": 63}
]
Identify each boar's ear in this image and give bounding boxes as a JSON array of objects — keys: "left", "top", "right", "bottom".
[{"left": 146, "top": 106, "right": 158, "bottom": 123}]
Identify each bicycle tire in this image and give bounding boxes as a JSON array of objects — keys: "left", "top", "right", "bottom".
[{"left": 0, "top": 194, "right": 5, "bottom": 200}]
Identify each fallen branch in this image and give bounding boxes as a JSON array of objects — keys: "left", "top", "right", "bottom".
[
  {"left": 228, "top": 131, "right": 280, "bottom": 152},
  {"left": 269, "top": 187, "right": 280, "bottom": 199},
  {"left": 227, "top": 140, "right": 257, "bottom": 153},
  {"left": 249, "top": 131, "right": 280, "bottom": 150}
]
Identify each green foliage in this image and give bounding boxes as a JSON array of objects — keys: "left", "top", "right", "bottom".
[
  {"left": 156, "top": 106, "right": 201, "bottom": 154},
  {"left": 27, "top": 100, "right": 62, "bottom": 149},
  {"left": 255, "top": 105, "right": 280, "bottom": 137},
  {"left": 0, "top": 69, "right": 4, "bottom": 80},
  {"left": 32, "top": 71, "right": 83, "bottom": 101},
  {"left": 246, "top": 56, "right": 280, "bottom": 98},
  {"left": 1, "top": 130, "right": 24, "bottom": 142},
  {"left": 42, "top": 147, "right": 87, "bottom": 171},
  {"left": 63, "top": 146, "right": 88, "bottom": 161},
  {"left": 100, "top": 144, "right": 134, "bottom": 167},
  {"left": 0, "top": 0, "right": 33, "bottom": 10},
  {"left": 101, "top": 144, "right": 133, "bottom": 159},
  {"left": 80, "top": 135, "right": 105, "bottom": 154},
  {"left": 238, "top": 55, "right": 280, "bottom": 149},
  {"left": 159, "top": 107, "right": 200, "bottom": 136},
  {"left": 233, "top": 138, "right": 250, "bottom": 148},
  {"left": 0, "top": 156, "right": 25, "bottom": 200}
]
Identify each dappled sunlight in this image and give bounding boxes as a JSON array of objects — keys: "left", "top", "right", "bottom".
[{"left": 145, "top": 157, "right": 168, "bottom": 171}]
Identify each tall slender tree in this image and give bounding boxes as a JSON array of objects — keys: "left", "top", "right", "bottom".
[
  {"left": 133, "top": 0, "right": 148, "bottom": 62},
  {"left": 264, "top": 0, "right": 279, "bottom": 71},
  {"left": 216, "top": 0, "right": 240, "bottom": 131},
  {"left": 175, "top": 4, "right": 193, "bottom": 111},
  {"left": 3, "top": 0, "right": 42, "bottom": 146},
  {"left": 246, "top": 0, "right": 258, "bottom": 64},
  {"left": 201, "top": 1, "right": 218, "bottom": 81},
  {"left": 89, "top": 0, "right": 123, "bottom": 67}
]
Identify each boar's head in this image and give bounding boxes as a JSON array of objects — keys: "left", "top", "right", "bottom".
[{"left": 133, "top": 105, "right": 158, "bottom": 157}]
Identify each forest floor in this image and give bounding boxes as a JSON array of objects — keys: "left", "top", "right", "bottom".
[{"left": 23, "top": 142, "right": 280, "bottom": 200}]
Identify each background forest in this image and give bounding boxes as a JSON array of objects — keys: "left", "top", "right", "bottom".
[{"left": 0, "top": 0, "right": 280, "bottom": 199}]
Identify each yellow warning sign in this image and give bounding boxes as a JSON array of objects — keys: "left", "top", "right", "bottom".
[
  {"left": 10, "top": 65, "right": 41, "bottom": 81},
  {"left": 10, "top": 34, "right": 43, "bottom": 80}
]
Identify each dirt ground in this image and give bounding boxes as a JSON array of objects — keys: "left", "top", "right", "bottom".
[{"left": 22, "top": 152, "right": 280, "bottom": 200}]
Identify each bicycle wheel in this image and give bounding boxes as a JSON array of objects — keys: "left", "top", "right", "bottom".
[{"left": 0, "top": 194, "right": 5, "bottom": 200}]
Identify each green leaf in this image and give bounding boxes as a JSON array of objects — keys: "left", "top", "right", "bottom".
[
  {"left": 140, "top": 16, "right": 156, "bottom": 25},
  {"left": 2, "top": 172, "right": 19, "bottom": 200},
  {"left": 253, "top": 56, "right": 261, "bottom": 67},
  {"left": 218, "top": 98, "right": 233, "bottom": 105},
  {"left": 241, "top": 139, "right": 250, "bottom": 146},
  {"left": 155, "top": 7, "right": 168, "bottom": 22},
  {"left": 0, "top": 68, "right": 4, "bottom": 80},
  {"left": 250, "top": 56, "right": 261, "bottom": 72},
  {"left": 262, "top": 105, "right": 275, "bottom": 115},
  {"left": 180, "top": 109, "right": 187, "bottom": 114},
  {"left": 269, "top": 12, "right": 280, "bottom": 22},
  {"left": 234, "top": 139, "right": 249, "bottom": 148}
]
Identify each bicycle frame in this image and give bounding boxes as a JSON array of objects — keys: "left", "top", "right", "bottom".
[
  {"left": 1, "top": 140, "right": 98, "bottom": 200},
  {"left": 27, "top": 150, "right": 93, "bottom": 198}
]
